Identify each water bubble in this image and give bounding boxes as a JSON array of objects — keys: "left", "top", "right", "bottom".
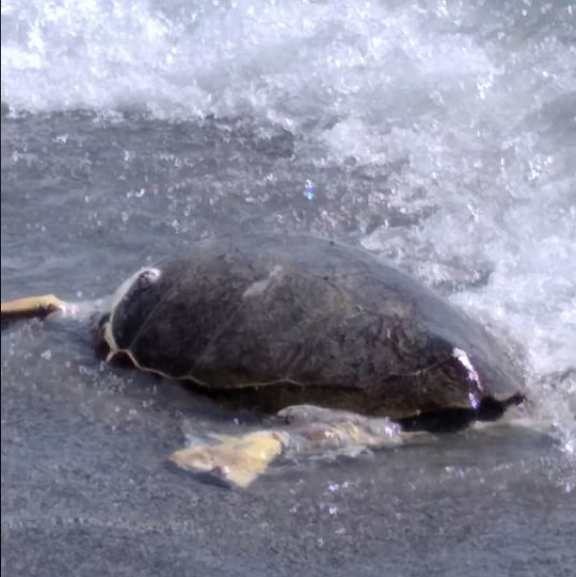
[
  {"left": 304, "top": 179, "right": 315, "bottom": 200},
  {"left": 468, "top": 393, "right": 480, "bottom": 409}
]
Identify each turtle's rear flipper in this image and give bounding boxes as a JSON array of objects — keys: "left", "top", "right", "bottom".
[
  {"left": 169, "top": 430, "right": 289, "bottom": 489},
  {"left": 1, "top": 294, "right": 67, "bottom": 326}
]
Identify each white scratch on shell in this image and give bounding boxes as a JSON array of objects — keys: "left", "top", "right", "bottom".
[
  {"left": 243, "top": 265, "right": 284, "bottom": 298},
  {"left": 453, "top": 347, "right": 483, "bottom": 391}
]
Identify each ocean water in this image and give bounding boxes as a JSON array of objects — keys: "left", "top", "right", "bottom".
[{"left": 1, "top": 1, "right": 575, "bottom": 576}]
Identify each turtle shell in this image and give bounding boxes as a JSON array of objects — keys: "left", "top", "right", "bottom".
[{"left": 95, "top": 234, "right": 525, "bottom": 430}]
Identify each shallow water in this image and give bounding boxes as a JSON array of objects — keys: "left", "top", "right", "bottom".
[{"left": 1, "top": 1, "right": 575, "bottom": 575}]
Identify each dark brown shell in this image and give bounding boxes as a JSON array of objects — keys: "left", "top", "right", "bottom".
[{"left": 96, "top": 233, "right": 525, "bottom": 430}]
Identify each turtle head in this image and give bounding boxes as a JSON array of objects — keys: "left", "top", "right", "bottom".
[{"left": 91, "top": 266, "right": 163, "bottom": 361}]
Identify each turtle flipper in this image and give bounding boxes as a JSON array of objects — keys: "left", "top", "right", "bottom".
[
  {"left": 169, "top": 430, "right": 289, "bottom": 489},
  {"left": 274, "top": 405, "right": 426, "bottom": 458},
  {"left": 1, "top": 294, "right": 67, "bottom": 322}
]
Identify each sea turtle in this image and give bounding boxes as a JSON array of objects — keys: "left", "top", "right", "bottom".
[{"left": 1, "top": 233, "right": 526, "bottom": 487}]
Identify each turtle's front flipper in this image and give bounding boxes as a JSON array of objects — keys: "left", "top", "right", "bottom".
[
  {"left": 275, "top": 405, "right": 425, "bottom": 457},
  {"left": 169, "top": 430, "right": 289, "bottom": 489},
  {"left": 1, "top": 294, "right": 67, "bottom": 325}
]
